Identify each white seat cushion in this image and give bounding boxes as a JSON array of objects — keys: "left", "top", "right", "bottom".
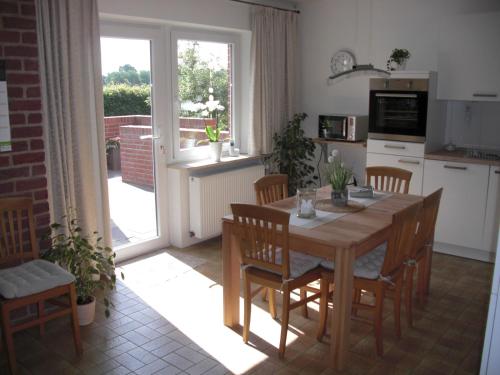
[
  {"left": 0, "top": 259, "right": 75, "bottom": 299},
  {"left": 320, "top": 243, "right": 387, "bottom": 280},
  {"left": 249, "top": 249, "right": 322, "bottom": 279}
]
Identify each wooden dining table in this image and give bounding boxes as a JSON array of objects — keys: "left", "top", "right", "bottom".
[{"left": 221, "top": 186, "right": 423, "bottom": 370}]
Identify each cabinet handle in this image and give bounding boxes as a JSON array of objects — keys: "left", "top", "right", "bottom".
[
  {"left": 495, "top": 170, "right": 500, "bottom": 174},
  {"left": 444, "top": 165, "right": 467, "bottom": 171},
  {"left": 473, "top": 93, "right": 498, "bottom": 98},
  {"left": 398, "top": 159, "right": 420, "bottom": 165},
  {"left": 384, "top": 144, "right": 406, "bottom": 150}
]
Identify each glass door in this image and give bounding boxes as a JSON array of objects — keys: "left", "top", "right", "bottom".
[{"left": 100, "top": 23, "right": 169, "bottom": 261}]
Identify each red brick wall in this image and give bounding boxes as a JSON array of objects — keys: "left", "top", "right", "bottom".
[
  {"left": 119, "top": 125, "right": 154, "bottom": 188},
  {"left": 104, "top": 115, "right": 151, "bottom": 139},
  {"left": 0, "top": 0, "right": 50, "bottom": 240}
]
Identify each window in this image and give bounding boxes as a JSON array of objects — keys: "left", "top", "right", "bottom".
[{"left": 172, "top": 32, "right": 236, "bottom": 160}]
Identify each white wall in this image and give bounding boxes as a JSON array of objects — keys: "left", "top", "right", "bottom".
[{"left": 297, "top": 0, "right": 500, "bottom": 181}]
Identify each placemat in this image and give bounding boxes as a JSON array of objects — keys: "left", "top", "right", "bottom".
[
  {"left": 289, "top": 208, "right": 346, "bottom": 229},
  {"left": 348, "top": 191, "right": 393, "bottom": 207},
  {"left": 315, "top": 199, "right": 365, "bottom": 213}
]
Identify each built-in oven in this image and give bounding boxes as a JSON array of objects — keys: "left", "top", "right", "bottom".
[{"left": 368, "top": 78, "right": 428, "bottom": 143}]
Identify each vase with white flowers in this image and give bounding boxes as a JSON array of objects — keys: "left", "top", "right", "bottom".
[{"left": 325, "top": 159, "right": 353, "bottom": 207}]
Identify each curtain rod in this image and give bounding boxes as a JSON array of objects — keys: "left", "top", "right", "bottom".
[{"left": 230, "top": 0, "right": 300, "bottom": 14}]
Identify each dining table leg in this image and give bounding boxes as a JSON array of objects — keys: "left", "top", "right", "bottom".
[
  {"left": 330, "top": 247, "right": 355, "bottom": 370},
  {"left": 222, "top": 220, "right": 240, "bottom": 327}
]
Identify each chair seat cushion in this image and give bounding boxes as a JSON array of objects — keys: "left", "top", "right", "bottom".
[
  {"left": 249, "top": 249, "right": 322, "bottom": 279},
  {"left": 320, "top": 243, "right": 387, "bottom": 280},
  {"left": 0, "top": 259, "right": 75, "bottom": 299}
]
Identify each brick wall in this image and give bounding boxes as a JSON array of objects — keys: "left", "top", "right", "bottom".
[
  {"left": 104, "top": 115, "right": 151, "bottom": 139},
  {"left": 0, "top": 0, "right": 50, "bottom": 241},
  {"left": 119, "top": 125, "right": 154, "bottom": 189}
]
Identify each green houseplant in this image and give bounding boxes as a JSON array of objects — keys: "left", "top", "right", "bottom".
[
  {"left": 325, "top": 159, "right": 353, "bottom": 206},
  {"left": 43, "top": 213, "right": 124, "bottom": 325},
  {"left": 386, "top": 48, "right": 411, "bottom": 71},
  {"left": 267, "top": 113, "right": 318, "bottom": 196}
]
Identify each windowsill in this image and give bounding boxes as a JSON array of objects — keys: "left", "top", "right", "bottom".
[{"left": 167, "top": 154, "right": 263, "bottom": 172}]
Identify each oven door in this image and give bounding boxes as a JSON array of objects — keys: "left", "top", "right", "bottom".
[
  {"left": 319, "top": 115, "right": 347, "bottom": 140},
  {"left": 368, "top": 91, "right": 428, "bottom": 142}
]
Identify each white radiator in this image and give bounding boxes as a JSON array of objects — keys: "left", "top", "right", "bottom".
[{"left": 189, "top": 164, "right": 265, "bottom": 239}]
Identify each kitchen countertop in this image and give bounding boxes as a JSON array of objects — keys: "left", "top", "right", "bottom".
[{"left": 425, "top": 149, "right": 500, "bottom": 167}]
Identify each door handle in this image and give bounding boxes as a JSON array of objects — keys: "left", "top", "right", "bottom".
[
  {"left": 140, "top": 135, "right": 161, "bottom": 140},
  {"left": 384, "top": 144, "right": 406, "bottom": 150},
  {"left": 398, "top": 159, "right": 420, "bottom": 165},
  {"left": 444, "top": 165, "right": 467, "bottom": 171},
  {"left": 473, "top": 92, "right": 498, "bottom": 98}
]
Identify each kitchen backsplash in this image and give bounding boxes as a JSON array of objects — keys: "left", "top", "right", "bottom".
[{"left": 445, "top": 101, "right": 500, "bottom": 150}]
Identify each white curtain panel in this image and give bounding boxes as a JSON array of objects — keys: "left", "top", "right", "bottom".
[
  {"left": 36, "top": 0, "right": 111, "bottom": 244},
  {"left": 248, "top": 6, "right": 298, "bottom": 155}
]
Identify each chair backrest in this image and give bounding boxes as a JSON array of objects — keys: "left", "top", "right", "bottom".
[
  {"left": 381, "top": 201, "right": 422, "bottom": 277},
  {"left": 231, "top": 203, "right": 291, "bottom": 279},
  {"left": 0, "top": 197, "right": 39, "bottom": 267},
  {"left": 366, "top": 166, "right": 412, "bottom": 194},
  {"left": 411, "top": 188, "right": 443, "bottom": 258},
  {"left": 254, "top": 174, "right": 288, "bottom": 205}
]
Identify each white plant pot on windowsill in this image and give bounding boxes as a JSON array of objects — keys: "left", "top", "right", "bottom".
[{"left": 208, "top": 141, "right": 223, "bottom": 162}]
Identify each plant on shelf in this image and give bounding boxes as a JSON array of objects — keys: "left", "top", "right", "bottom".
[
  {"left": 42, "top": 212, "right": 124, "bottom": 325},
  {"left": 325, "top": 158, "right": 353, "bottom": 206},
  {"left": 386, "top": 48, "right": 411, "bottom": 71},
  {"left": 267, "top": 113, "right": 318, "bottom": 196}
]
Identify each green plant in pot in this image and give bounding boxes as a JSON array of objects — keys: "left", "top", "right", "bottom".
[
  {"left": 386, "top": 48, "right": 411, "bottom": 71},
  {"left": 205, "top": 125, "right": 223, "bottom": 162},
  {"left": 267, "top": 113, "right": 318, "bottom": 196},
  {"left": 325, "top": 159, "right": 353, "bottom": 206},
  {"left": 42, "top": 213, "right": 124, "bottom": 325}
]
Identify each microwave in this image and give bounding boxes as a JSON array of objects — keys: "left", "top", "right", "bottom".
[
  {"left": 368, "top": 78, "right": 428, "bottom": 143},
  {"left": 318, "top": 115, "right": 368, "bottom": 142}
]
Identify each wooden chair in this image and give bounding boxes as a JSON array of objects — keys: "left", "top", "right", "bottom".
[
  {"left": 317, "top": 201, "right": 422, "bottom": 356},
  {"left": 0, "top": 198, "right": 82, "bottom": 374},
  {"left": 231, "top": 203, "right": 322, "bottom": 358},
  {"left": 404, "top": 188, "right": 442, "bottom": 327},
  {"left": 366, "top": 166, "right": 413, "bottom": 194},
  {"left": 254, "top": 174, "right": 288, "bottom": 205}
]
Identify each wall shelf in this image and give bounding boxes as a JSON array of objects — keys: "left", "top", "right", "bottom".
[{"left": 312, "top": 138, "right": 367, "bottom": 147}]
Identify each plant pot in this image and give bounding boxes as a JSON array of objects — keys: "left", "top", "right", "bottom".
[
  {"left": 77, "top": 296, "right": 96, "bottom": 326},
  {"left": 208, "top": 141, "right": 223, "bottom": 162},
  {"left": 331, "top": 189, "right": 348, "bottom": 207},
  {"left": 106, "top": 147, "right": 121, "bottom": 171},
  {"left": 395, "top": 60, "right": 407, "bottom": 70}
]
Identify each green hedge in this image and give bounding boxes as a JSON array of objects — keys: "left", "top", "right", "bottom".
[{"left": 103, "top": 84, "right": 151, "bottom": 116}]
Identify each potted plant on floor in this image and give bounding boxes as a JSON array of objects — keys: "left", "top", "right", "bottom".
[
  {"left": 43, "top": 213, "right": 124, "bottom": 325},
  {"left": 325, "top": 158, "right": 353, "bottom": 206}
]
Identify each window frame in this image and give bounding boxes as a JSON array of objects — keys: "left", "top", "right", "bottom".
[{"left": 170, "top": 29, "right": 240, "bottom": 162}]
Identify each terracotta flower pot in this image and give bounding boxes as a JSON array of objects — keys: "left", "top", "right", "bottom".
[{"left": 77, "top": 296, "right": 96, "bottom": 326}]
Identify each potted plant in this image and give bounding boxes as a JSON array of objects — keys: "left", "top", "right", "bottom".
[
  {"left": 325, "top": 159, "right": 353, "bottom": 206},
  {"left": 386, "top": 48, "right": 411, "bottom": 71},
  {"left": 266, "top": 113, "right": 318, "bottom": 196},
  {"left": 205, "top": 125, "right": 223, "bottom": 161},
  {"left": 106, "top": 137, "right": 121, "bottom": 171},
  {"left": 42, "top": 213, "right": 124, "bottom": 325}
]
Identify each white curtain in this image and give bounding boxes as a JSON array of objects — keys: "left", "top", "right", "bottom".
[
  {"left": 248, "top": 5, "right": 298, "bottom": 155},
  {"left": 36, "top": 0, "right": 111, "bottom": 244}
]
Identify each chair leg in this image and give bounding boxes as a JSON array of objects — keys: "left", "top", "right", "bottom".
[
  {"left": 352, "top": 288, "right": 361, "bottom": 317},
  {"left": 279, "top": 285, "right": 291, "bottom": 359},
  {"left": 268, "top": 289, "right": 277, "bottom": 319},
  {"left": 261, "top": 288, "right": 268, "bottom": 302},
  {"left": 300, "top": 289, "right": 308, "bottom": 318},
  {"left": 423, "top": 245, "right": 433, "bottom": 297},
  {"left": 1, "top": 306, "right": 17, "bottom": 375},
  {"left": 317, "top": 278, "right": 330, "bottom": 341},
  {"left": 242, "top": 271, "right": 252, "bottom": 344},
  {"left": 393, "top": 279, "right": 402, "bottom": 338},
  {"left": 38, "top": 301, "right": 45, "bottom": 337},
  {"left": 405, "top": 266, "right": 415, "bottom": 328},
  {"left": 69, "top": 284, "right": 83, "bottom": 356},
  {"left": 374, "top": 286, "right": 385, "bottom": 357}
]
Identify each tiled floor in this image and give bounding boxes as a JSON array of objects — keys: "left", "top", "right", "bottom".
[{"left": 0, "top": 239, "right": 493, "bottom": 374}]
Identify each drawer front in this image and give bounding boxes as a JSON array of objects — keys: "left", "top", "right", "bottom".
[
  {"left": 423, "top": 159, "right": 489, "bottom": 249},
  {"left": 366, "top": 153, "right": 423, "bottom": 195},
  {"left": 483, "top": 166, "right": 500, "bottom": 252},
  {"left": 367, "top": 139, "right": 425, "bottom": 157}
]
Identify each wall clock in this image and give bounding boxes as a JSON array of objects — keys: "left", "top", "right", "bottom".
[{"left": 330, "top": 50, "right": 356, "bottom": 75}]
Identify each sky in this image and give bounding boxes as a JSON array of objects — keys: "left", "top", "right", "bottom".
[{"left": 100, "top": 37, "right": 229, "bottom": 75}]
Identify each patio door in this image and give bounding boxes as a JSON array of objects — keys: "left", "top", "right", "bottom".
[{"left": 100, "top": 23, "right": 169, "bottom": 261}]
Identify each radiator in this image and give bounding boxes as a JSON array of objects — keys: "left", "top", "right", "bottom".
[{"left": 189, "top": 164, "right": 265, "bottom": 239}]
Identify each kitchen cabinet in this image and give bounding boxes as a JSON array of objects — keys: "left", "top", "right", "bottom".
[
  {"left": 437, "top": 12, "right": 500, "bottom": 102},
  {"left": 423, "top": 159, "right": 490, "bottom": 250},
  {"left": 484, "top": 166, "right": 500, "bottom": 253}
]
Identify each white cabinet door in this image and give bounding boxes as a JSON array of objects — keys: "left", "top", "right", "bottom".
[
  {"left": 367, "top": 139, "right": 425, "bottom": 158},
  {"left": 438, "top": 12, "right": 500, "bottom": 102},
  {"left": 366, "top": 153, "right": 423, "bottom": 195},
  {"left": 423, "top": 160, "right": 489, "bottom": 249},
  {"left": 484, "top": 167, "right": 500, "bottom": 253}
]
